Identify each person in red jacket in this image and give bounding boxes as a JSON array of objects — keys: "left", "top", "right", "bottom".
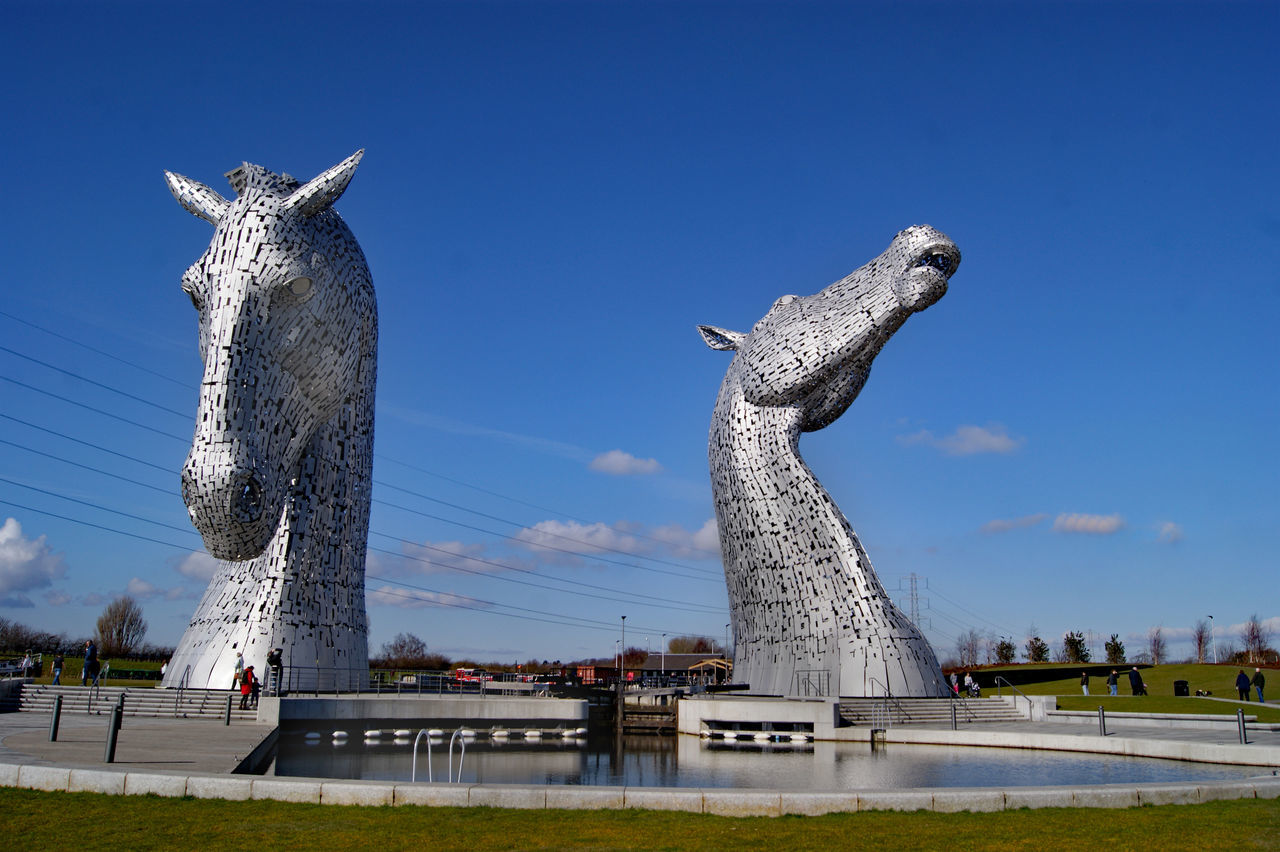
[{"left": 239, "top": 666, "right": 256, "bottom": 710}]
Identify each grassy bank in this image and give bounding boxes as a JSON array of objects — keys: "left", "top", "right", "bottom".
[
  {"left": 1054, "top": 695, "right": 1280, "bottom": 722},
  {"left": 978, "top": 662, "right": 1272, "bottom": 701},
  {"left": 1, "top": 788, "right": 1277, "bottom": 851}
]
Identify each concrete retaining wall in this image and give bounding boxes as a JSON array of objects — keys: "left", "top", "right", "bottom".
[
  {"left": 1, "top": 762, "right": 1276, "bottom": 813},
  {"left": 258, "top": 695, "right": 588, "bottom": 727}
]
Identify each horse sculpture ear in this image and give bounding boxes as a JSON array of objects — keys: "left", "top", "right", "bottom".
[
  {"left": 165, "top": 171, "right": 229, "bottom": 225},
  {"left": 285, "top": 149, "right": 365, "bottom": 218},
  {"left": 698, "top": 325, "right": 745, "bottom": 351}
]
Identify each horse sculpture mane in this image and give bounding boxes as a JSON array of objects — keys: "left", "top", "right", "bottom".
[
  {"left": 160, "top": 151, "right": 376, "bottom": 691},
  {"left": 699, "top": 225, "right": 958, "bottom": 698}
]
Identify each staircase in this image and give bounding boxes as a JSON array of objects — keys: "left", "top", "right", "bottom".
[
  {"left": 16, "top": 684, "right": 260, "bottom": 723},
  {"left": 838, "top": 696, "right": 1027, "bottom": 727}
]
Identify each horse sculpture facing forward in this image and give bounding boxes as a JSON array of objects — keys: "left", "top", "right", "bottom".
[
  {"left": 161, "top": 151, "right": 376, "bottom": 692},
  {"left": 699, "top": 225, "right": 959, "bottom": 698}
]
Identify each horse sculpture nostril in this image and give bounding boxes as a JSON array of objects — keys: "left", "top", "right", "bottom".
[{"left": 231, "top": 475, "right": 265, "bottom": 524}]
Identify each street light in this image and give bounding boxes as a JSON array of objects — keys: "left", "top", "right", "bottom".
[
  {"left": 661, "top": 633, "right": 666, "bottom": 676},
  {"left": 621, "top": 615, "right": 626, "bottom": 683},
  {"left": 1208, "top": 615, "right": 1218, "bottom": 664}
]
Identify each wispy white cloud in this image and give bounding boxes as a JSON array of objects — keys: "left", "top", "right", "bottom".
[
  {"left": 367, "top": 586, "right": 488, "bottom": 610},
  {"left": 0, "top": 517, "right": 68, "bottom": 608},
  {"left": 126, "top": 577, "right": 195, "bottom": 602},
  {"left": 380, "top": 404, "right": 593, "bottom": 463},
  {"left": 174, "top": 551, "right": 220, "bottom": 582},
  {"left": 981, "top": 514, "right": 1049, "bottom": 534},
  {"left": 382, "top": 540, "right": 509, "bottom": 576},
  {"left": 589, "top": 449, "right": 663, "bottom": 476},
  {"left": 897, "top": 423, "right": 1024, "bottom": 456},
  {"left": 1053, "top": 513, "right": 1125, "bottom": 535},
  {"left": 44, "top": 590, "right": 72, "bottom": 606},
  {"left": 514, "top": 520, "right": 645, "bottom": 556},
  {"left": 1156, "top": 521, "right": 1184, "bottom": 543}
]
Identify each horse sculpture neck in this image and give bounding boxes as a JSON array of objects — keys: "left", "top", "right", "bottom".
[
  {"left": 161, "top": 152, "right": 376, "bottom": 691},
  {"left": 702, "top": 225, "right": 958, "bottom": 698}
]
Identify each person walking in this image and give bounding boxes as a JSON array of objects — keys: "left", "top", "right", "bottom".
[
  {"left": 82, "top": 640, "right": 97, "bottom": 686},
  {"left": 51, "top": 653, "right": 64, "bottom": 685},
  {"left": 1250, "top": 668, "right": 1265, "bottom": 703},
  {"left": 1106, "top": 669, "right": 1119, "bottom": 696},
  {"left": 1128, "top": 667, "right": 1144, "bottom": 696},
  {"left": 1080, "top": 672, "right": 1090, "bottom": 696},
  {"left": 1235, "top": 669, "right": 1251, "bottom": 701}
]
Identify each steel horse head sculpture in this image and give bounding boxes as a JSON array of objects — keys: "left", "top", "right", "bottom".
[
  {"left": 162, "top": 151, "right": 376, "bottom": 691},
  {"left": 699, "top": 225, "right": 959, "bottom": 697}
]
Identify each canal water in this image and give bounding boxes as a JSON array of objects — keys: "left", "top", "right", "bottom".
[{"left": 272, "top": 729, "right": 1264, "bottom": 790}]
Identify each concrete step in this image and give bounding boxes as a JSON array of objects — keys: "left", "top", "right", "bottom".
[
  {"left": 837, "top": 697, "right": 1026, "bottom": 726},
  {"left": 16, "top": 684, "right": 259, "bottom": 721}
]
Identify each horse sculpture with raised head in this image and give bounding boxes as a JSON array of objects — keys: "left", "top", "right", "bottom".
[
  {"left": 160, "top": 151, "right": 376, "bottom": 691},
  {"left": 699, "top": 225, "right": 959, "bottom": 698}
]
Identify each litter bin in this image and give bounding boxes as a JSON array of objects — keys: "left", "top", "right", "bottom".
[{"left": 1173, "top": 680, "right": 1189, "bottom": 697}]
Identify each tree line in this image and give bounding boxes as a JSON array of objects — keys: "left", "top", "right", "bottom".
[
  {"left": 0, "top": 596, "right": 170, "bottom": 659},
  {"left": 371, "top": 632, "right": 728, "bottom": 672},
  {"left": 949, "top": 614, "right": 1275, "bottom": 669}
]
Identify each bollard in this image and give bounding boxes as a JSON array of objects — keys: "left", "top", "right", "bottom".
[
  {"left": 950, "top": 701, "right": 957, "bottom": 730},
  {"left": 1098, "top": 706, "right": 1106, "bottom": 737},
  {"left": 48, "top": 695, "right": 63, "bottom": 742},
  {"left": 116, "top": 693, "right": 125, "bottom": 730},
  {"left": 1238, "top": 708, "right": 1248, "bottom": 744},
  {"left": 104, "top": 704, "right": 122, "bottom": 763},
  {"left": 225, "top": 695, "right": 233, "bottom": 726}
]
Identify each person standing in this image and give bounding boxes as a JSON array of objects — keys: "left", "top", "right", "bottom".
[
  {"left": 51, "top": 653, "right": 64, "bottom": 685},
  {"left": 1128, "top": 667, "right": 1143, "bottom": 696},
  {"left": 1080, "top": 672, "right": 1090, "bottom": 695},
  {"left": 19, "top": 650, "right": 32, "bottom": 678},
  {"left": 82, "top": 640, "right": 97, "bottom": 686},
  {"left": 1106, "top": 669, "right": 1119, "bottom": 697},
  {"left": 1235, "top": 669, "right": 1251, "bottom": 701},
  {"left": 1250, "top": 668, "right": 1265, "bottom": 703},
  {"left": 239, "top": 666, "right": 255, "bottom": 710},
  {"left": 949, "top": 671, "right": 958, "bottom": 696},
  {"left": 233, "top": 652, "right": 244, "bottom": 690},
  {"left": 266, "top": 648, "right": 283, "bottom": 696}
]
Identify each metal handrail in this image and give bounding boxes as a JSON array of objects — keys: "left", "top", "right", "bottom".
[
  {"left": 448, "top": 729, "right": 467, "bottom": 783},
  {"left": 948, "top": 690, "right": 980, "bottom": 723},
  {"left": 867, "top": 676, "right": 910, "bottom": 728},
  {"left": 993, "top": 676, "right": 1032, "bottom": 713},
  {"left": 174, "top": 665, "right": 192, "bottom": 717},
  {"left": 411, "top": 729, "right": 433, "bottom": 783}
]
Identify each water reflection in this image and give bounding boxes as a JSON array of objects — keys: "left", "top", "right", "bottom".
[{"left": 273, "top": 729, "right": 1259, "bottom": 790}]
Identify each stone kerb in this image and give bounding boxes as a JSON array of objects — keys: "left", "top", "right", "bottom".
[{"left": 0, "top": 759, "right": 1275, "bottom": 813}]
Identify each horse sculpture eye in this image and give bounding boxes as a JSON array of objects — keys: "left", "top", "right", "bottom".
[{"left": 287, "top": 276, "right": 313, "bottom": 297}]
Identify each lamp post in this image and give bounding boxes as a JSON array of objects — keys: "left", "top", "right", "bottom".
[
  {"left": 1208, "top": 615, "right": 1218, "bottom": 664},
  {"left": 661, "top": 633, "right": 666, "bottom": 676},
  {"left": 620, "top": 615, "right": 626, "bottom": 677}
]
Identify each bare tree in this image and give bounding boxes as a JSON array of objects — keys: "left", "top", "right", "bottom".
[
  {"left": 1147, "top": 626, "right": 1166, "bottom": 665},
  {"left": 1241, "top": 614, "right": 1272, "bottom": 664},
  {"left": 1191, "top": 619, "right": 1211, "bottom": 664},
  {"left": 956, "top": 628, "right": 983, "bottom": 668},
  {"left": 667, "top": 635, "right": 717, "bottom": 654},
  {"left": 94, "top": 596, "right": 147, "bottom": 657}
]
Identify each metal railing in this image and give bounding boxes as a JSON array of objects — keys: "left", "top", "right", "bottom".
[
  {"left": 174, "top": 665, "right": 192, "bottom": 717},
  {"left": 867, "top": 677, "right": 910, "bottom": 729},
  {"left": 791, "top": 669, "right": 831, "bottom": 698},
  {"left": 993, "top": 676, "right": 1033, "bottom": 714}
]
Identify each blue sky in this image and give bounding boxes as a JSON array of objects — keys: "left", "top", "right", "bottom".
[{"left": 1, "top": 1, "right": 1275, "bottom": 666}]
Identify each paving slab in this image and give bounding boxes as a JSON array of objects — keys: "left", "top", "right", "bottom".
[
  {"left": 393, "top": 783, "right": 472, "bottom": 807},
  {"left": 253, "top": 778, "right": 321, "bottom": 803},
  {"left": 702, "top": 789, "right": 782, "bottom": 817},
  {"left": 124, "top": 772, "right": 187, "bottom": 797},
  {"left": 187, "top": 775, "right": 253, "bottom": 801},
  {"left": 623, "top": 786, "right": 704, "bottom": 812},
  {"left": 68, "top": 768, "right": 126, "bottom": 795},
  {"left": 321, "top": 780, "right": 395, "bottom": 806},
  {"left": 545, "top": 786, "right": 624, "bottom": 810}
]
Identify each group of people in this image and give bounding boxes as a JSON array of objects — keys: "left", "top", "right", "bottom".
[
  {"left": 233, "top": 648, "right": 285, "bottom": 709},
  {"left": 1085, "top": 668, "right": 1146, "bottom": 696},
  {"left": 1236, "top": 668, "right": 1265, "bottom": 702},
  {"left": 949, "top": 671, "right": 980, "bottom": 697}
]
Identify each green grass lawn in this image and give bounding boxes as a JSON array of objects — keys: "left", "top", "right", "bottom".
[
  {"left": 1054, "top": 695, "right": 1280, "bottom": 723},
  {"left": 1, "top": 788, "right": 1277, "bottom": 851},
  {"left": 982, "top": 663, "right": 1269, "bottom": 700}
]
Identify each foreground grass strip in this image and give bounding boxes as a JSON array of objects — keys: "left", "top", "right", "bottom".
[{"left": 1, "top": 788, "right": 1277, "bottom": 851}]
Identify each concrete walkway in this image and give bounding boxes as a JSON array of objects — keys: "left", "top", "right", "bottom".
[{"left": 0, "top": 709, "right": 1277, "bottom": 815}]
